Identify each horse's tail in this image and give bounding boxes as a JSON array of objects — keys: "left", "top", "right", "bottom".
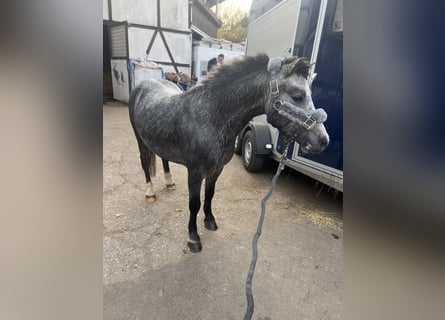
[{"left": 129, "top": 83, "right": 157, "bottom": 177}]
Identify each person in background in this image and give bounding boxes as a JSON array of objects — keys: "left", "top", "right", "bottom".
[{"left": 207, "top": 53, "right": 224, "bottom": 72}]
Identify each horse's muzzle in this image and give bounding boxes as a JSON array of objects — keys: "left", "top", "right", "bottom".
[{"left": 299, "top": 133, "right": 329, "bottom": 154}]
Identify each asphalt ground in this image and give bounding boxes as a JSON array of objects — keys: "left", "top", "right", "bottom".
[{"left": 103, "top": 101, "right": 343, "bottom": 320}]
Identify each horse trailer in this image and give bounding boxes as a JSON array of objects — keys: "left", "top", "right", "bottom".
[{"left": 236, "top": 0, "right": 343, "bottom": 192}]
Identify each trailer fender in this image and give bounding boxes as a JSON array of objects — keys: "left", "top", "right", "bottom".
[{"left": 245, "top": 124, "right": 272, "bottom": 155}]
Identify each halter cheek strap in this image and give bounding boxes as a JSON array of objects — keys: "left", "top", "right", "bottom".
[
  {"left": 267, "top": 57, "right": 327, "bottom": 130},
  {"left": 267, "top": 57, "right": 283, "bottom": 97}
]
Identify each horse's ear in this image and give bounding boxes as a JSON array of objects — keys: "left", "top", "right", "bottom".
[
  {"left": 309, "top": 72, "right": 317, "bottom": 87},
  {"left": 285, "top": 57, "right": 311, "bottom": 78}
]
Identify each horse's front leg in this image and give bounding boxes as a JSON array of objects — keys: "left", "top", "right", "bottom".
[
  {"left": 203, "top": 167, "right": 223, "bottom": 231},
  {"left": 187, "top": 170, "right": 203, "bottom": 252},
  {"left": 161, "top": 159, "right": 176, "bottom": 190}
]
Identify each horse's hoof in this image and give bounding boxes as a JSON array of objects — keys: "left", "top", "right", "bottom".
[
  {"left": 204, "top": 220, "right": 218, "bottom": 231},
  {"left": 145, "top": 195, "right": 156, "bottom": 203},
  {"left": 187, "top": 239, "right": 202, "bottom": 253},
  {"left": 166, "top": 183, "right": 176, "bottom": 190}
]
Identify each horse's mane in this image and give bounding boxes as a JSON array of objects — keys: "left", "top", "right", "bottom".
[
  {"left": 199, "top": 53, "right": 311, "bottom": 90},
  {"left": 199, "top": 53, "right": 270, "bottom": 89}
]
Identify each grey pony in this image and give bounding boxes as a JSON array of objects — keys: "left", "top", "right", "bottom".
[{"left": 129, "top": 53, "right": 329, "bottom": 252}]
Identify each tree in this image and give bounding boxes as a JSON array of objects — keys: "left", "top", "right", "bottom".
[{"left": 215, "top": 3, "right": 249, "bottom": 42}]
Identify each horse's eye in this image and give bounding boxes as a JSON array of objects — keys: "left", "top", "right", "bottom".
[{"left": 292, "top": 95, "right": 304, "bottom": 102}]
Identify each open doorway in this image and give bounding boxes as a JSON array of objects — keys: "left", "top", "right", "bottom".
[{"left": 103, "top": 23, "right": 113, "bottom": 103}]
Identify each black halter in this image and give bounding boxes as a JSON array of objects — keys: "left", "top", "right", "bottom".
[{"left": 267, "top": 57, "right": 327, "bottom": 130}]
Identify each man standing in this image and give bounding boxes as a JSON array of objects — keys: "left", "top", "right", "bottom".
[{"left": 207, "top": 53, "right": 224, "bottom": 72}]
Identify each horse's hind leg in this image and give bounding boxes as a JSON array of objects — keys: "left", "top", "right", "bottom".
[
  {"left": 187, "top": 170, "right": 203, "bottom": 252},
  {"left": 203, "top": 168, "right": 223, "bottom": 231},
  {"left": 162, "top": 159, "right": 176, "bottom": 190},
  {"left": 134, "top": 134, "right": 156, "bottom": 203}
]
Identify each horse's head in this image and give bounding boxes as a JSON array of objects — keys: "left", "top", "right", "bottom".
[{"left": 265, "top": 56, "right": 329, "bottom": 154}]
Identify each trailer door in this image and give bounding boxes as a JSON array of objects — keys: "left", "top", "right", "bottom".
[{"left": 246, "top": 0, "right": 302, "bottom": 58}]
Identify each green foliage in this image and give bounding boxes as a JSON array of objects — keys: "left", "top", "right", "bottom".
[{"left": 216, "top": 3, "right": 248, "bottom": 42}]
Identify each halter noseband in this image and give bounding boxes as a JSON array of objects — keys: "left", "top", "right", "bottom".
[{"left": 267, "top": 57, "right": 327, "bottom": 130}]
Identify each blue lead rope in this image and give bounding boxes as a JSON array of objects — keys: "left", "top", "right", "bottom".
[{"left": 244, "top": 143, "right": 289, "bottom": 320}]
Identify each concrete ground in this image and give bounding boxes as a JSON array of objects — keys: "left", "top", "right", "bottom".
[{"left": 103, "top": 101, "right": 343, "bottom": 320}]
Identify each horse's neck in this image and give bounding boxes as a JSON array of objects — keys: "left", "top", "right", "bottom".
[
  {"left": 222, "top": 98, "right": 265, "bottom": 133},
  {"left": 213, "top": 76, "right": 270, "bottom": 144}
]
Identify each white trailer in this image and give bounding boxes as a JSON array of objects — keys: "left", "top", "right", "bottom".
[{"left": 192, "top": 38, "right": 245, "bottom": 82}]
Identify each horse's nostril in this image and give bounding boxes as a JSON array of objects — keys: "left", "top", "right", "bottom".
[{"left": 320, "top": 136, "right": 329, "bottom": 148}]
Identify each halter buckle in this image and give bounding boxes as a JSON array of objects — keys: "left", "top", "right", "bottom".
[
  {"left": 270, "top": 79, "right": 279, "bottom": 96},
  {"left": 273, "top": 100, "right": 283, "bottom": 111},
  {"left": 302, "top": 115, "right": 316, "bottom": 130}
]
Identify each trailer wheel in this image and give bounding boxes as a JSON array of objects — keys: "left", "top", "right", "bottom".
[{"left": 242, "top": 130, "right": 265, "bottom": 172}]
